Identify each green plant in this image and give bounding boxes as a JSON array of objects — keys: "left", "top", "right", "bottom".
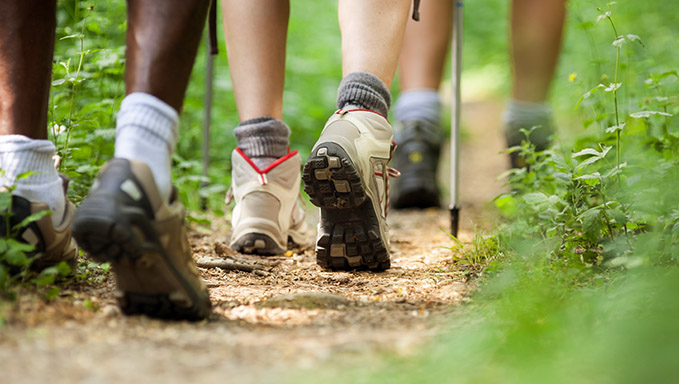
[
  {"left": 444, "top": 228, "right": 503, "bottom": 279},
  {"left": 0, "top": 180, "right": 72, "bottom": 301},
  {"left": 494, "top": 1, "right": 678, "bottom": 270}
]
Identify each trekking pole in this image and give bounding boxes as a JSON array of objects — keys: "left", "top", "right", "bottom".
[
  {"left": 449, "top": 0, "right": 463, "bottom": 237},
  {"left": 201, "top": 0, "right": 219, "bottom": 211}
]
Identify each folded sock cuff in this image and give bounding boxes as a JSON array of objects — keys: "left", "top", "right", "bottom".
[
  {"left": 337, "top": 72, "right": 392, "bottom": 117},
  {"left": 116, "top": 92, "right": 179, "bottom": 152},
  {"left": 0, "top": 135, "right": 58, "bottom": 185},
  {"left": 234, "top": 117, "right": 290, "bottom": 159}
]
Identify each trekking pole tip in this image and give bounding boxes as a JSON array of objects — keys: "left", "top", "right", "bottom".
[{"left": 449, "top": 205, "right": 461, "bottom": 238}]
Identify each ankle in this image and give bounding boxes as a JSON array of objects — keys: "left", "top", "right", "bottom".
[
  {"left": 0, "top": 135, "right": 66, "bottom": 226},
  {"left": 337, "top": 72, "right": 391, "bottom": 117},
  {"left": 114, "top": 93, "right": 179, "bottom": 203},
  {"left": 393, "top": 89, "right": 441, "bottom": 127},
  {"left": 234, "top": 117, "right": 290, "bottom": 169}
]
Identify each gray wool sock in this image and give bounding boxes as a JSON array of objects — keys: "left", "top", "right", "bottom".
[
  {"left": 393, "top": 89, "right": 442, "bottom": 129},
  {"left": 234, "top": 117, "right": 290, "bottom": 169},
  {"left": 337, "top": 72, "right": 391, "bottom": 117},
  {"left": 502, "top": 99, "right": 554, "bottom": 149}
]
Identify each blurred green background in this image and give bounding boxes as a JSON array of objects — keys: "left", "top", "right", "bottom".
[{"left": 51, "top": 0, "right": 678, "bottom": 212}]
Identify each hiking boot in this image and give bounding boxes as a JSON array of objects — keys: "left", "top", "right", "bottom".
[
  {"left": 0, "top": 175, "right": 78, "bottom": 272},
  {"left": 391, "top": 119, "right": 442, "bottom": 209},
  {"left": 228, "top": 149, "right": 311, "bottom": 255},
  {"left": 73, "top": 159, "right": 211, "bottom": 321},
  {"left": 302, "top": 109, "right": 396, "bottom": 271}
]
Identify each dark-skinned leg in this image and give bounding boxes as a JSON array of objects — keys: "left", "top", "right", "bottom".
[
  {"left": 0, "top": 1, "right": 77, "bottom": 268},
  {"left": 0, "top": 0, "right": 56, "bottom": 139},
  {"left": 0, "top": 0, "right": 68, "bottom": 229},
  {"left": 114, "top": 0, "right": 210, "bottom": 202},
  {"left": 125, "top": 0, "right": 210, "bottom": 111},
  {"left": 73, "top": 0, "right": 212, "bottom": 320}
]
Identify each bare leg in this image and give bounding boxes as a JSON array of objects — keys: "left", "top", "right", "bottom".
[
  {"left": 398, "top": 0, "right": 453, "bottom": 91},
  {"left": 73, "top": 0, "right": 213, "bottom": 320},
  {"left": 221, "top": 0, "right": 289, "bottom": 121},
  {"left": 125, "top": 0, "right": 210, "bottom": 112},
  {"left": 304, "top": 0, "right": 411, "bottom": 271},
  {"left": 510, "top": 0, "right": 567, "bottom": 102},
  {"left": 0, "top": 0, "right": 57, "bottom": 139},
  {"left": 339, "top": 0, "right": 411, "bottom": 89}
]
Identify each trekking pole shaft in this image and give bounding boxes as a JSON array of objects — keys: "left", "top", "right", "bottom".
[
  {"left": 449, "top": 0, "right": 464, "bottom": 236},
  {"left": 201, "top": 18, "right": 215, "bottom": 210}
]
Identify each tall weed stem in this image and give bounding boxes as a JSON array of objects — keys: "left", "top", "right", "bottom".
[{"left": 606, "top": 14, "right": 623, "bottom": 189}]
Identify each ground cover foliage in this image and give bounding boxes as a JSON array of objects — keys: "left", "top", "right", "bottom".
[
  {"left": 0, "top": 0, "right": 678, "bottom": 380},
  {"left": 306, "top": 0, "right": 679, "bottom": 382}
]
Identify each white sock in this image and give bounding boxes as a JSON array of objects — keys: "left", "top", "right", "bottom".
[
  {"left": 114, "top": 92, "right": 179, "bottom": 203},
  {"left": 0, "top": 135, "right": 65, "bottom": 227}
]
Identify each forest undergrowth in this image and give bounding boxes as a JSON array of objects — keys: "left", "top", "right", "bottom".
[{"left": 1, "top": 1, "right": 678, "bottom": 382}]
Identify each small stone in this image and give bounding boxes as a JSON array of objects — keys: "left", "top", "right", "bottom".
[{"left": 100, "top": 305, "right": 121, "bottom": 318}]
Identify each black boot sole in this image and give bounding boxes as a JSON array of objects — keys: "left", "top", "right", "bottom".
[{"left": 303, "top": 143, "right": 390, "bottom": 271}]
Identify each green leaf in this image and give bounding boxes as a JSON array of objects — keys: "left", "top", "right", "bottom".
[
  {"left": 495, "top": 194, "right": 517, "bottom": 216},
  {"left": 577, "top": 154, "right": 609, "bottom": 168},
  {"left": 605, "top": 123, "right": 625, "bottom": 133},
  {"left": 625, "top": 34, "right": 644, "bottom": 47},
  {"left": 83, "top": 299, "right": 98, "bottom": 311},
  {"left": 55, "top": 261, "right": 72, "bottom": 277},
  {"left": 608, "top": 209, "right": 628, "bottom": 227},
  {"left": 36, "top": 267, "right": 58, "bottom": 286},
  {"left": 581, "top": 209, "right": 603, "bottom": 241},
  {"left": 595, "top": 12, "right": 610, "bottom": 25},
  {"left": 13, "top": 210, "right": 51, "bottom": 231},
  {"left": 0, "top": 239, "right": 7, "bottom": 255},
  {"left": 5, "top": 239, "right": 34, "bottom": 253},
  {"left": 59, "top": 34, "right": 84, "bottom": 41},
  {"left": 657, "top": 70, "right": 678, "bottom": 80},
  {"left": 86, "top": 22, "right": 102, "bottom": 35},
  {"left": 0, "top": 192, "right": 11, "bottom": 211},
  {"left": 186, "top": 215, "right": 211, "bottom": 226},
  {"left": 576, "top": 84, "right": 605, "bottom": 109},
  {"left": 575, "top": 173, "right": 602, "bottom": 186},
  {"left": 604, "top": 82, "right": 622, "bottom": 92},
  {"left": 3, "top": 240, "right": 32, "bottom": 267},
  {"left": 624, "top": 118, "right": 647, "bottom": 136},
  {"left": 44, "top": 287, "right": 61, "bottom": 301},
  {"left": 523, "top": 192, "right": 549, "bottom": 205},
  {"left": 630, "top": 110, "right": 673, "bottom": 118},
  {"left": 15, "top": 171, "right": 37, "bottom": 181},
  {"left": 572, "top": 148, "right": 602, "bottom": 158},
  {"left": 612, "top": 36, "right": 625, "bottom": 48},
  {"left": 573, "top": 146, "right": 612, "bottom": 169}
]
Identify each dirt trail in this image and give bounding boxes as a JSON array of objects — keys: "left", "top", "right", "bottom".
[{"left": 0, "top": 101, "right": 507, "bottom": 384}]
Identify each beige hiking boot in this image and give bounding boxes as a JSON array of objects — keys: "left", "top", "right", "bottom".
[
  {"left": 73, "top": 159, "right": 211, "bottom": 320},
  {"left": 228, "top": 149, "right": 312, "bottom": 255},
  {"left": 302, "top": 109, "right": 397, "bottom": 271},
  {"left": 0, "top": 175, "right": 78, "bottom": 271}
]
